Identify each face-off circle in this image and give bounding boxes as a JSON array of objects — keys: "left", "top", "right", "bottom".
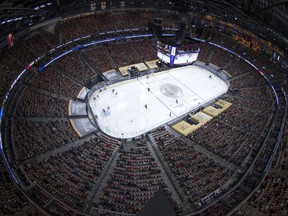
[{"left": 116, "top": 110, "right": 148, "bottom": 134}]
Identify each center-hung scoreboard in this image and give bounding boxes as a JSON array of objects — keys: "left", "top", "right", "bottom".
[{"left": 157, "top": 38, "right": 201, "bottom": 66}]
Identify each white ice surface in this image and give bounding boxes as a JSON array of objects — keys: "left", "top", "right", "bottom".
[{"left": 89, "top": 65, "right": 228, "bottom": 139}]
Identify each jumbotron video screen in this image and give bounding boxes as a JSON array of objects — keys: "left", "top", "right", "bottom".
[{"left": 157, "top": 38, "right": 201, "bottom": 66}]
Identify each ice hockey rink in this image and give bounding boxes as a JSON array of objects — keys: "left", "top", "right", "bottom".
[{"left": 89, "top": 65, "right": 229, "bottom": 139}]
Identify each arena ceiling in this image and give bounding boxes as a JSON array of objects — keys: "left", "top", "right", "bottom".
[{"left": 0, "top": 0, "right": 288, "bottom": 48}]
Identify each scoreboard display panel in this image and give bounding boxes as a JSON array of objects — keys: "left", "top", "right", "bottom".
[{"left": 157, "top": 38, "right": 201, "bottom": 66}]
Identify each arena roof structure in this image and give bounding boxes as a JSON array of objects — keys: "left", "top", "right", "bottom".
[{"left": 0, "top": 0, "right": 288, "bottom": 47}]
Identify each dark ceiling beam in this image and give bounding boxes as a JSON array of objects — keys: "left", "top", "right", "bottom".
[
  {"left": 0, "top": 7, "right": 49, "bottom": 18},
  {"left": 0, "top": 7, "right": 49, "bottom": 16},
  {"left": 251, "top": 1, "right": 288, "bottom": 15}
]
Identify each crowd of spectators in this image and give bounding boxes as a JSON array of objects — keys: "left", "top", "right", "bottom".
[
  {"left": 106, "top": 42, "right": 143, "bottom": 68},
  {"left": 78, "top": 15, "right": 100, "bottom": 36},
  {"left": 0, "top": 157, "right": 43, "bottom": 216},
  {"left": 238, "top": 173, "right": 288, "bottom": 216},
  {"left": 93, "top": 13, "right": 117, "bottom": 33},
  {"left": 232, "top": 86, "right": 272, "bottom": 101},
  {"left": 189, "top": 119, "right": 259, "bottom": 166},
  {"left": 99, "top": 139, "right": 171, "bottom": 214},
  {"left": 205, "top": 138, "right": 282, "bottom": 215},
  {"left": 224, "top": 58, "right": 254, "bottom": 78},
  {"left": 161, "top": 12, "right": 178, "bottom": 29},
  {"left": 0, "top": 51, "right": 20, "bottom": 103},
  {"left": 55, "top": 51, "right": 97, "bottom": 84},
  {"left": 229, "top": 70, "right": 266, "bottom": 88},
  {"left": 55, "top": 20, "right": 84, "bottom": 42},
  {"left": 83, "top": 45, "right": 115, "bottom": 73},
  {"left": 236, "top": 106, "right": 288, "bottom": 216},
  {"left": 39, "top": 30, "right": 59, "bottom": 48},
  {"left": 251, "top": 54, "right": 287, "bottom": 86},
  {"left": 197, "top": 28, "right": 213, "bottom": 41},
  {"left": 0, "top": 42, "right": 37, "bottom": 103},
  {"left": 13, "top": 120, "right": 78, "bottom": 161},
  {"left": 24, "top": 134, "right": 119, "bottom": 211},
  {"left": 29, "top": 67, "right": 82, "bottom": 98},
  {"left": 16, "top": 88, "right": 68, "bottom": 117},
  {"left": 90, "top": 10, "right": 151, "bottom": 33},
  {"left": 212, "top": 31, "right": 237, "bottom": 50},
  {"left": 199, "top": 76, "right": 287, "bottom": 216},
  {"left": 240, "top": 48, "right": 262, "bottom": 63},
  {"left": 111, "top": 13, "right": 135, "bottom": 30},
  {"left": 217, "top": 105, "right": 269, "bottom": 135},
  {"left": 151, "top": 127, "right": 233, "bottom": 204},
  {"left": 126, "top": 11, "right": 154, "bottom": 29},
  {"left": 7, "top": 42, "right": 35, "bottom": 67},
  {"left": 25, "top": 33, "right": 50, "bottom": 58},
  {"left": 223, "top": 95, "right": 272, "bottom": 114},
  {"left": 209, "top": 46, "right": 233, "bottom": 69},
  {"left": 130, "top": 39, "right": 157, "bottom": 62},
  {"left": 197, "top": 43, "right": 212, "bottom": 63},
  {"left": 212, "top": 31, "right": 227, "bottom": 46}
]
